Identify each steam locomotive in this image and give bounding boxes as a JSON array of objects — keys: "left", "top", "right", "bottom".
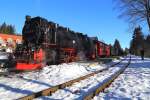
[{"left": 13, "top": 16, "right": 110, "bottom": 70}]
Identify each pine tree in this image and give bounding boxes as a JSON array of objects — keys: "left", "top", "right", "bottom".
[
  {"left": 113, "top": 39, "right": 123, "bottom": 56},
  {"left": 145, "top": 35, "right": 150, "bottom": 56},
  {"left": 130, "top": 26, "right": 144, "bottom": 55},
  {"left": 0, "top": 22, "right": 7, "bottom": 33},
  {"left": 0, "top": 22, "right": 16, "bottom": 34},
  {"left": 146, "top": 35, "right": 150, "bottom": 42},
  {"left": 8, "top": 25, "right": 15, "bottom": 34}
]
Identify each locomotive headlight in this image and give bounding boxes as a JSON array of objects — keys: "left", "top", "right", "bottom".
[
  {"left": 73, "top": 40, "right": 76, "bottom": 44},
  {"left": 72, "top": 40, "right": 76, "bottom": 48}
]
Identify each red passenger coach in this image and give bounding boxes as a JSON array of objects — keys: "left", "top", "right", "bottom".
[
  {"left": 96, "top": 41, "right": 111, "bottom": 57},
  {"left": 105, "top": 45, "right": 110, "bottom": 57},
  {"left": 96, "top": 41, "right": 104, "bottom": 57}
]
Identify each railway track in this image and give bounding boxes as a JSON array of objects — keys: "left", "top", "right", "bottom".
[
  {"left": 18, "top": 56, "right": 130, "bottom": 100},
  {"left": 84, "top": 56, "right": 131, "bottom": 100}
]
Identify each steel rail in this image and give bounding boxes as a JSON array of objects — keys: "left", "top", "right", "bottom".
[{"left": 83, "top": 56, "right": 131, "bottom": 100}]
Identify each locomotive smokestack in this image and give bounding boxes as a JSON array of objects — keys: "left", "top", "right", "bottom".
[
  {"left": 67, "top": 28, "right": 70, "bottom": 31},
  {"left": 25, "top": 15, "right": 31, "bottom": 22},
  {"left": 56, "top": 24, "right": 59, "bottom": 28}
]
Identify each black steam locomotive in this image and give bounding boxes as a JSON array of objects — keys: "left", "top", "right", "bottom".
[{"left": 14, "top": 16, "right": 97, "bottom": 70}]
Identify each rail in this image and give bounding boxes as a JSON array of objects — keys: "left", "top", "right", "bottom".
[{"left": 83, "top": 56, "right": 131, "bottom": 100}]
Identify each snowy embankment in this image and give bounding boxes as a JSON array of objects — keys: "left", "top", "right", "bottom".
[
  {"left": 36, "top": 59, "right": 127, "bottom": 100},
  {"left": 0, "top": 61, "right": 109, "bottom": 99},
  {"left": 93, "top": 55, "right": 150, "bottom": 100}
]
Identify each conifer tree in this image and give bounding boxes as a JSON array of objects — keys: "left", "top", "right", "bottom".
[
  {"left": 130, "top": 26, "right": 144, "bottom": 55},
  {"left": 113, "top": 39, "right": 123, "bottom": 56},
  {"left": 0, "top": 22, "right": 16, "bottom": 34}
]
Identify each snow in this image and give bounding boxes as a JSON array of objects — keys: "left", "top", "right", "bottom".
[
  {"left": 0, "top": 52, "right": 8, "bottom": 59},
  {"left": 0, "top": 52, "right": 9, "bottom": 71},
  {"left": 0, "top": 62, "right": 107, "bottom": 99},
  {"left": 36, "top": 65, "right": 123, "bottom": 100},
  {"left": 93, "top": 55, "right": 150, "bottom": 100},
  {"left": 0, "top": 55, "right": 149, "bottom": 100},
  {"left": 6, "top": 48, "right": 13, "bottom": 53},
  {"left": 36, "top": 58, "right": 127, "bottom": 100}
]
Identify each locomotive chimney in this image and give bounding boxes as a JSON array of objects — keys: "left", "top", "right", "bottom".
[
  {"left": 56, "top": 24, "right": 59, "bottom": 28},
  {"left": 25, "top": 15, "right": 31, "bottom": 22},
  {"left": 67, "top": 28, "right": 70, "bottom": 31}
]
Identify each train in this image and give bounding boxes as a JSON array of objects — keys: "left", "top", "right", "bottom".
[{"left": 8, "top": 16, "right": 111, "bottom": 71}]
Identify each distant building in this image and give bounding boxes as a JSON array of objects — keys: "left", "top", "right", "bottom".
[{"left": 0, "top": 33, "right": 22, "bottom": 52}]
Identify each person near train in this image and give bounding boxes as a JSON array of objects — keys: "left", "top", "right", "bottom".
[{"left": 140, "top": 49, "right": 144, "bottom": 60}]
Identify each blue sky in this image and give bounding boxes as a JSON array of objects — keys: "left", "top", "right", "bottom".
[{"left": 0, "top": 0, "right": 148, "bottom": 48}]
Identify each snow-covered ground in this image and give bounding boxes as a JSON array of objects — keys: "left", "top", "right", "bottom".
[
  {"left": 36, "top": 59, "right": 127, "bottom": 100},
  {"left": 93, "top": 55, "right": 150, "bottom": 100},
  {"left": 0, "top": 61, "right": 109, "bottom": 100},
  {"left": 1, "top": 55, "right": 149, "bottom": 100},
  {"left": 0, "top": 52, "right": 8, "bottom": 60}
]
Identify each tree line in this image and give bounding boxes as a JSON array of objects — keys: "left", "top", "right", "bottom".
[
  {"left": 0, "top": 22, "right": 16, "bottom": 34},
  {"left": 130, "top": 26, "right": 150, "bottom": 57},
  {"left": 111, "top": 26, "right": 150, "bottom": 57},
  {"left": 113, "top": 0, "right": 150, "bottom": 57}
]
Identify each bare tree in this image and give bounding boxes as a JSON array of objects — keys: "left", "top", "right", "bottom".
[{"left": 114, "top": 0, "right": 150, "bottom": 31}]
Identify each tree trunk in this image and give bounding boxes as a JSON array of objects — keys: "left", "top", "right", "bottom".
[
  {"left": 146, "top": 0, "right": 150, "bottom": 31},
  {"left": 147, "top": 17, "right": 150, "bottom": 31}
]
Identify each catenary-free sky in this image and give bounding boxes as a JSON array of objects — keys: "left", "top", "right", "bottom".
[{"left": 0, "top": 0, "right": 148, "bottom": 48}]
